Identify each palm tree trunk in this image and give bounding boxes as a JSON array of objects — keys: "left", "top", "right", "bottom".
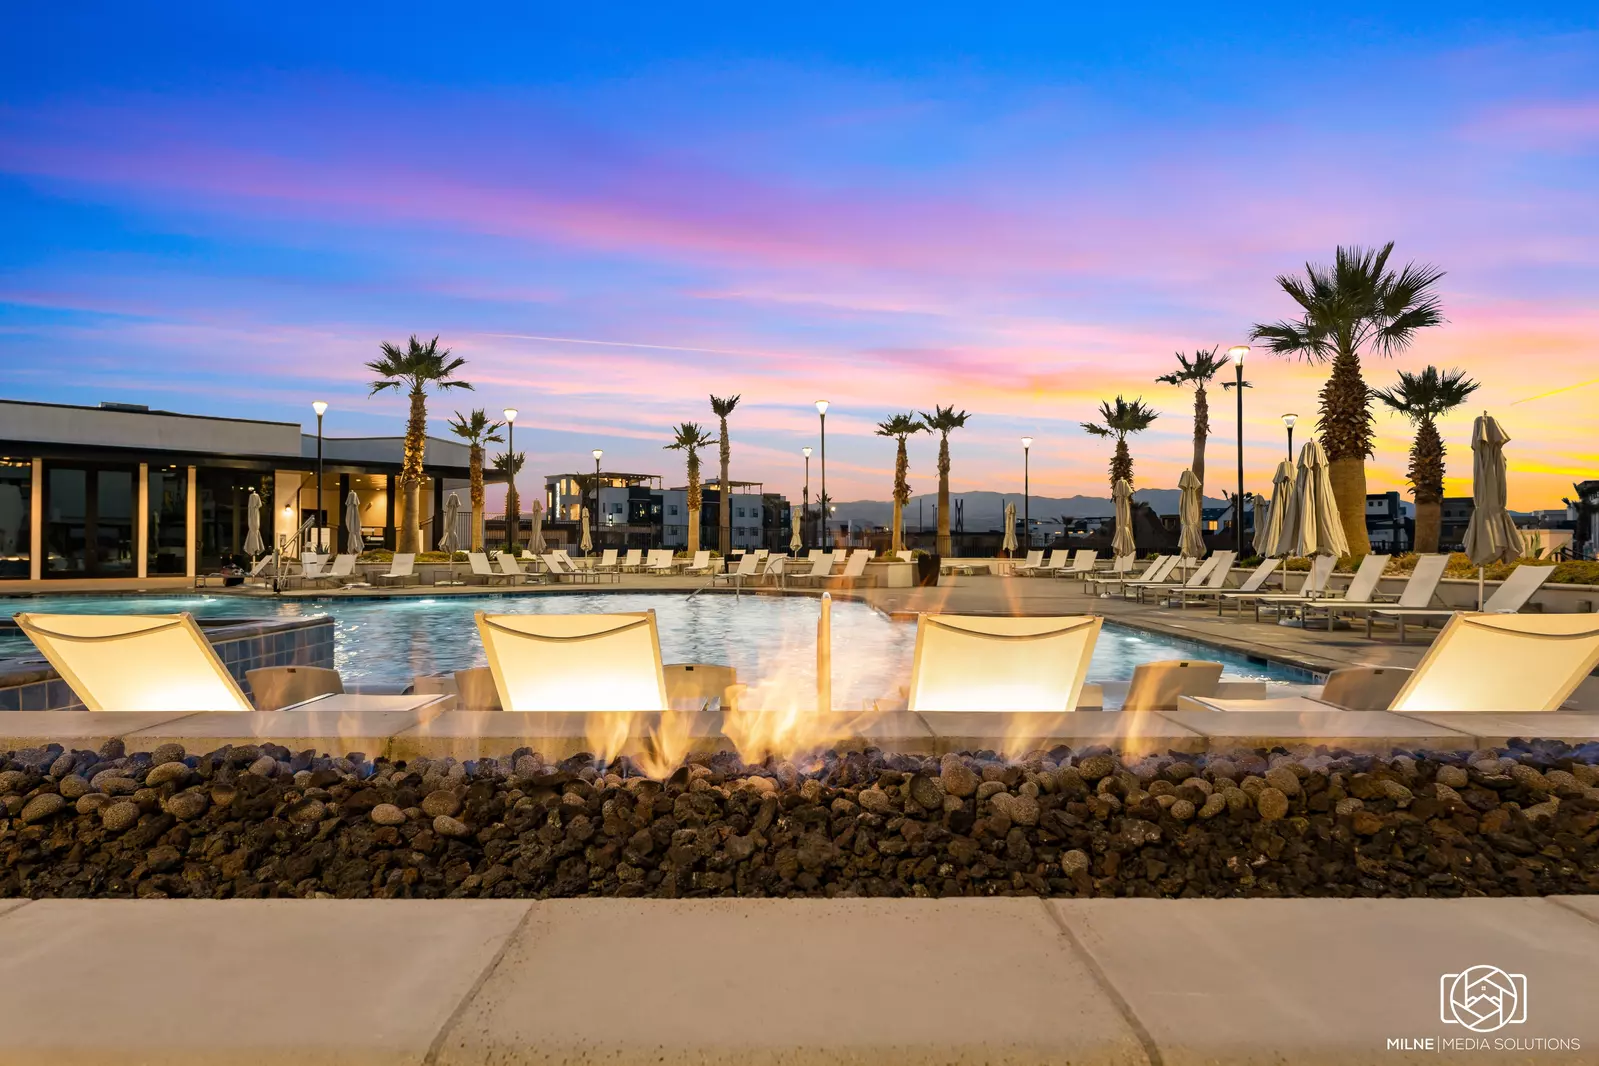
[
  {"left": 687, "top": 454, "right": 702, "bottom": 555},
  {"left": 890, "top": 499, "right": 903, "bottom": 554},
  {"left": 397, "top": 386, "right": 428, "bottom": 552},
  {"left": 1414, "top": 500, "right": 1442, "bottom": 554},
  {"left": 468, "top": 445, "right": 484, "bottom": 551},
  {"left": 1191, "top": 385, "right": 1208, "bottom": 490},
  {"left": 718, "top": 418, "right": 731, "bottom": 555},
  {"left": 892, "top": 437, "right": 909, "bottom": 554},
  {"left": 1318, "top": 350, "right": 1373, "bottom": 555},
  {"left": 936, "top": 435, "right": 951, "bottom": 557}
]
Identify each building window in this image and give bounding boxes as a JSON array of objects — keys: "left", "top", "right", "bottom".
[
  {"left": 43, "top": 461, "right": 136, "bottom": 577},
  {"left": 668, "top": 505, "right": 679, "bottom": 516},
  {"left": 0, "top": 459, "right": 30, "bottom": 579},
  {"left": 196, "top": 468, "right": 273, "bottom": 570},
  {"left": 147, "top": 465, "right": 188, "bottom": 575}
]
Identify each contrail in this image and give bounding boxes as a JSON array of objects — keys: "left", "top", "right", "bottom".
[{"left": 1510, "top": 375, "right": 1599, "bottom": 405}]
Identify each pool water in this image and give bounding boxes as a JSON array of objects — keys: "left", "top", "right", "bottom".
[{"left": 2, "top": 592, "right": 1304, "bottom": 708}]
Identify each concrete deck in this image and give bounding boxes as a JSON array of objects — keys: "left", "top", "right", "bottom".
[{"left": 0, "top": 897, "right": 1594, "bottom": 1064}]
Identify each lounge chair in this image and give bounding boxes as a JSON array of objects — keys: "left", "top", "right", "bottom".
[
  {"left": 475, "top": 610, "right": 670, "bottom": 712},
  {"left": 1147, "top": 552, "right": 1235, "bottom": 605},
  {"left": 14, "top": 612, "right": 253, "bottom": 712},
  {"left": 1086, "top": 555, "right": 1172, "bottom": 595},
  {"left": 760, "top": 554, "right": 788, "bottom": 586},
  {"left": 541, "top": 553, "right": 599, "bottom": 584},
  {"left": 592, "top": 548, "right": 620, "bottom": 573},
  {"left": 664, "top": 663, "right": 741, "bottom": 711},
  {"left": 246, "top": 665, "right": 345, "bottom": 710},
  {"left": 1365, "top": 563, "right": 1555, "bottom": 642},
  {"left": 1299, "top": 554, "right": 1445, "bottom": 629},
  {"left": 1187, "top": 613, "right": 1599, "bottom": 714},
  {"left": 1172, "top": 557, "right": 1279, "bottom": 609},
  {"left": 1120, "top": 659, "right": 1225, "bottom": 711},
  {"left": 469, "top": 552, "right": 517, "bottom": 585},
  {"left": 194, "top": 552, "right": 276, "bottom": 589},
  {"left": 376, "top": 553, "right": 417, "bottom": 587},
  {"left": 306, "top": 553, "right": 361, "bottom": 588},
  {"left": 1222, "top": 554, "right": 1335, "bottom": 619},
  {"left": 712, "top": 552, "right": 761, "bottom": 587},
  {"left": 496, "top": 553, "right": 539, "bottom": 585},
  {"left": 643, "top": 549, "right": 676, "bottom": 575},
  {"left": 682, "top": 550, "right": 716, "bottom": 576},
  {"left": 1129, "top": 553, "right": 1224, "bottom": 603},
  {"left": 905, "top": 614, "right": 1103, "bottom": 713},
  {"left": 1051, "top": 549, "right": 1098, "bottom": 580},
  {"left": 1009, "top": 549, "right": 1046, "bottom": 576},
  {"left": 896, "top": 550, "right": 915, "bottom": 563},
  {"left": 789, "top": 552, "right": 835, "bottom": 587},
  {"left": 453, "top": 666, "right": 503, "bottom": 711},
  {"left": 286, "top": 553, "right": 327, "bottom": 588},
  {"left": 618, "top": 548, "right": 645, "bottom": 572},
  {"left": 1263, "top": 553, "right": 1388, "bottom": 623},
  {"left": 823, "top": 550, "right": 871, "bottom": 588}
]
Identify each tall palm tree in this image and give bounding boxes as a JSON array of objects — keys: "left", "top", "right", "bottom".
[
  {"left": 1250, "top": 242, "right": 1446, "bottom": 554},
  {"left": 710, "top": 394, "right": 740, "bottom": 555},
  {"left": 366, "top": 335, "right": 472, "bottom": 552},
  {"left": 665, "top": 422, "right": 716, "bottom": 554},
  {"left": 1373, "top": 366, "right": 1479, "bottom": 553},
  {"left": 1081, "top": 396, "right": 1159, "bottom": 490},
  {"left": 875, "top": 412, "right": 926, "bottom": 553},
  {"left": 446, "top": 409, "right": 504, "bottom": 551},
  {"left": 490, "top": 451, "right": 525, "bottom": 550},
  {"left": 917, "top": 406, "right": 970, "bottom": 557},
  {"left": 1155, "top": 346, "right": 1244, "bottom": 492}
]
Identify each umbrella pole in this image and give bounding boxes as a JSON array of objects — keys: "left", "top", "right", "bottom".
[{"left": 1478, "top": 566, "right": 1485, "bottom": 611}]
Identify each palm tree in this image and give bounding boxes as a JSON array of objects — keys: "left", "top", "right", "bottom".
[
  {"left": 1081, "top": 397, "right": 1159, "bottom": 489},
  {"left": 366, "top": 335, "right": 472, "bottom": 552},
  {"left": 1155, "top": 346, "right": 1244, "bottom": 492},
  {"left": 1250, "top": 242, "right": 1446, "bottom": 554},
  {"left": 665, "top": 422, "right": 716, "bottom": 554},
  {"left": 917, "top": 406, "right": 970, "bottom": 557},
  {"left": 446, "top": 409, "right": 504, "bottom": 551},
  {"left": 875, "top": 412, "right": 926, "bottom": 553},
  {"left": 1373, "top": 366, "right": 1479, "bottom": 553},
  {"left": 710, "top": 394, "right": 740, "bottom": 555},
  {"left": 490, "top": 451, "right": 525, "bottom": 550}
]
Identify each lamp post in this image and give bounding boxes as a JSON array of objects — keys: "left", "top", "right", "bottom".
[
  {"left": 1020, "top": 435, "right": 1033, "bottom": 550},
  {"left": 801, "top": 446, "right": 812, "bottom": 550},
  {"left": 502, "top": 407, "right": 518, "bottom": 552},
  {"left": 1227, "top": 346, "right": 1249, "bottom": 556},
  {"left": 311, "top": 400, "right": 327, "bottom": 551},
  {"left": 592, "top": 449, "right": 603, "bottom": 555},
  {"left": 814, "top": 401, "right": 829, "bottom": 549},
  {"left": 1282, "top": 413, "right": 1298, "bottom": 460}
]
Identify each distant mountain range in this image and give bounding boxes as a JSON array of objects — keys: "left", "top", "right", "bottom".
[{"left": 816, "top": 489, "right": 1234, "bottom": 531}]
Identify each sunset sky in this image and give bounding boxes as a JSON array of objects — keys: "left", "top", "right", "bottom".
[{"left": 2, "top": 4, "right": 1596, "bottom": 509}]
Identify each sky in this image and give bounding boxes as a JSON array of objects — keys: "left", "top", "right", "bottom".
[{"left": 2, "top": 3, "right": 1596, "bottom": 510}]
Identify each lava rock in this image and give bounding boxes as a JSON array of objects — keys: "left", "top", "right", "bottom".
[
  {"left": 162, "top": 790, "right": 209, "bottom": 821},
  {"left": 100, "top": 801, "right": 141, "bottom": 832},
  {"left": 150, "top": 743, "right": 187, "bottom": 766},
  {"left": 422, "top": 790, "right": 462, "bottom": 818},
  {"left": 907, "top": 773, "right": 943, "bottom": 811},
  {"left": 1256, "top": 787, "right": 1290, "bottom": 821},
  {"left": 21, "top": 793, "right": 66, "bottom": 823},
  {"left": 939, "top": 755, "right": 979, "bottom": 798},
  {"left": 370, "top": 803, "right": 406, "bottom": 826},
  {"left": 434, "top": 814, "right": 471, "bottom": 838},
  {"left": 58, "top": 775, "right": 93, "bottom": 800},
  {"left": 145, "top": 762, "right": 189, "bottom": 788}
]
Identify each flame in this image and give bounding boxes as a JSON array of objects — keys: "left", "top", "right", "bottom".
[{"left": 582, "top": 709, "right": 695, "bottom": 780}]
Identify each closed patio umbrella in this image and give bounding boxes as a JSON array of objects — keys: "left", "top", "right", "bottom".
[
  {"left": 243, "top": 490, "right": 265, "bottom": 557},
  {"left": 1259, "top": 460, "right": 1295, "bottom": 558},
  {"left": 1001, "top": 501, "right": 1017, "bottom": 555},
  {"left": 1252, "top": 494, "right": 1268, "bottom": 554},
  {"left": 1463, "top": 413, "right": 1524, "bottom": 609},
  {"left": 343, "top": 491, "right": 363, "bottom": 555},
  {"left": 440, "top": 492, "right": 461, "bottom": 553},
  {"left": 579, "top": 507, "right": 593, "bottom": 553},
  {"left": 789, "top": 520, "right": 802, "bottom": 553},
  {"left": 529, "top": 499, "right": 545, "bottom": 555},
  {"left": 1111, "top": 478, "right": 1135, "bottom": 559},
  {"left": 1177, "top": 469, "right": 1206, "bottom": 565},
  {"left": 1281, "top": 440, "right": 1348, "bottom": 558}
]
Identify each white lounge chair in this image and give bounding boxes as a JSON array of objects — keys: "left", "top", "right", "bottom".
[
  {"left": 475, "top": 610, "right": 670, "bottom": 712},
  {"left": 1009, "top": 549, "right": 1046, "bottom": 576},
  {"left": 1267, "top": 554, "right": 1388, "bottom": 622},
  {"left": 823, "top": 549, "right": 871, "bottom": 587},
  {"left": 469, "top": 552, "right": 517, "bottom": 585},
  {"left": 1086, "top": 555, "right": 1172, "bottom": 595},
  {"left": 308, "top": 553, "right": 362, "bottom": 588},
  {"left": 760, "top": 554, "right": 788, "bottom": 586},
  {"left": 713, "top": 552, "right": 761, "bottom": 587},
  {"left": 15, "top": 612, "right": 253, "bottom": 712},
  {"left": 905, "top": 614, "right": 1103, "bottom": 713},
  {"left": 682, "top": 550, "right": 716, "bottom": 576},
  {"left": 1190, "top": 613, "right": 1599, "bottom": 715},
  {"left": 1051, "top": 549, "right": 1098, "bottom": 580},
  {"left": 618, "top": 548, "right": 645, "bottom": 572},
  {"left": 1365, "top": 563, "right": 1555, "bottom": 642},
  {"left": 496, "top": 553, "right": 538, "bottom": 584},
  {"left": 542, "top": 553, "right": 603, "bottom": 584},
  {"left": 1223, "top": 554, "right": 1335, "bottom": 619},
  {"left": 643, "top": 549, "right": 676, "bottom": 575},
  {"left": 376, "top": 553, "right": 417, "bottom": 587},
  {"left": 789, "top": 552, "right": 835, "bottom": 587},
  {"left": 1172, "top": 557, "right": 1279, "bottom": 609},
  {"left": 287, "top": 553, "right": 327, "bottom": 588},
  {"left": 1121, "top": 659, "right": 1225, "bottom": 711},
  {"left": 593, "top": 548, "right": 620, "bottom": 573},
  {"left": 1130, "top": 553, "right": 1227, "bottom": 603},
  {"left": 1300, "top": 554, "right": 1444, "bottom": 629}
]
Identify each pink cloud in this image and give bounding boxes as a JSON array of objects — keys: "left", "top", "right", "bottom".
[{"left": 1463, "top": 99, "right": 1599, "bottom": 151}]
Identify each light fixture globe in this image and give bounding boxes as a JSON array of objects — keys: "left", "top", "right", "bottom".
[
  {"left": 814, "top": 400, "right": 829, "bottom": 415},
  {"left": 1282, "top": 413, "right": 1298, "bottom": 429},
  {"left": 802, "top": 446, "right": 812, "bottom": 458},
  {"left": 311, "top": 400, "right": 328, "bottom": 417},
  {"left": 1227, "top": 345, "right": 1249, "bottom": 365},
  {"left": 592, "top": 449, "right": 604, "bottom": 460},
  {"left": 1021, "top": 435, "right": 1033, "bottom": 449},
  {"left": 503, "top": 407, "right": 518, "bottom": 423}
]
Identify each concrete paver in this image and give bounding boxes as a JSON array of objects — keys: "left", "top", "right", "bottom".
[
  {"left": 1053, "top": 897, "right": 1599, "bottom": 1065},
  {"left": 121, "top": 707, "right": 445, "bottom": 758},
  {"left": 920, "top": 710, "right": 1205, "bottom": 756},
  {"left": 432, "top": 898, "right": 1150, "bottom": 1065},
  {"left": 0, "top": 899, "right": 531, "bottom": 1066},
  {"left": 1162, "top": 708, "right": 1475, "bottom": 753},
  {"left": 0, "top": 710, "right": 198, "bottom": 750}
]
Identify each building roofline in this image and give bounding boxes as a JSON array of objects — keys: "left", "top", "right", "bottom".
[{"left": 0, "top": 397, "right": 300, "bottom": 429}]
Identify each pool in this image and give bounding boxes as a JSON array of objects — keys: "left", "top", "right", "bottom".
[{"left": 1, "top": 592, "right": 1305, "bottom": 708}]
